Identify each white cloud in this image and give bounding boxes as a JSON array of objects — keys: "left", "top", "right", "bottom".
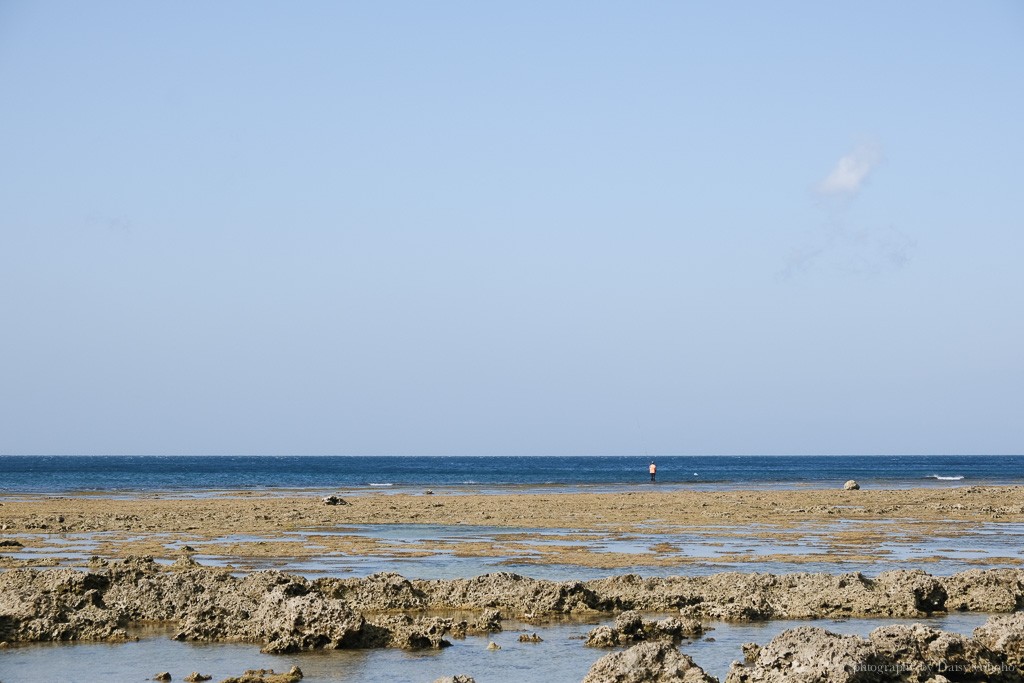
[
  {"left": 779, "top": 139, "right": 914, "bottom": 279},
  {"left": 817, "top": 142, "right": 882, "bottom": 195}
]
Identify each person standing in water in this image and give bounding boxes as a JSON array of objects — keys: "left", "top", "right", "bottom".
[{"left": 649, "top": 461, "right": 657, "bottom": 482}]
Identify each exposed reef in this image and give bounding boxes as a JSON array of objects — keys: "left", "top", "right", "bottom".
[{"left": 2, "top": 558, "right": 1023, "bottom": 653}]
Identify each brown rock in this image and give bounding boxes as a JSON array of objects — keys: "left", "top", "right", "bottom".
[
  {"left": 725, "top": 617, "right": 1023, "bottom": 683},
  {"left": 586, "top": 611, "right": 704, "bottom": 647},
  {"left": 582, "top": 641, "right": 717, "bottom": 683},
  {"left": 942, "top": 568, "right": 1024, "bottom": 612},
  {"left": 973, "top": 611, "right": 1024, "bottom": 669},
  {"left": 724, "top": 626, "right": 876, "bottom": 683},
  {"left": 218, "top": 667, "right": 302, "bottom": 683}
]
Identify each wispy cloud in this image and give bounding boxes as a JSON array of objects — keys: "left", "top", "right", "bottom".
[
  {"left": 778, "top": 140, "right": 915, "bottom": 279},
  {"left": 779, "top": 223, "right": 916, "bottom": 279},
  {"left": 816, "top": 142, "right": 882, "bottom": 196}
]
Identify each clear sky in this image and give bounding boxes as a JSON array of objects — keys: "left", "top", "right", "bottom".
[{"left": 1, "top": 2, "right": 1021, "bottom": 456}]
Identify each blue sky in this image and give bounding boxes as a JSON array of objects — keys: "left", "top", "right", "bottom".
[{"left": 1, "top": 2, "right": 1021, "bottom": 455}]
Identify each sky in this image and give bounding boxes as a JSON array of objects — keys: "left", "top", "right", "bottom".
[{"left": 1, "top": 1, "right": 1022, "bottom": 456}]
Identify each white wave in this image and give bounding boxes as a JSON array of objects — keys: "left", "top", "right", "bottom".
[
  {"left": 368, "top": 482, "right": 393, "bottom": 487},
  {"left": 928, "top": 474, "right": 964, "bottom": 481}
]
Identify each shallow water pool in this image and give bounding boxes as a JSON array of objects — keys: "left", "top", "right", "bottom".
[{"left": 0, "top": 612, "right": 996, "bottom": 683}]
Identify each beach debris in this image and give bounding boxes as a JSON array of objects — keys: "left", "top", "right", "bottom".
[
  {"left": 582, "top": 641, "right": 716, "bottom": 683},
  {"left": 154, "top": 674, "right": 171, "bottom": 682},
  {"left": 487, "top": 641, "right": 501, "bottom": 650},
  {"left": 518, "top": 633, "right": 543, "bottom": 643},
  {"left": 424, "top": 490, "right": 434, "bottom": 495},
  {"left": 184, "top": 673, "right": 212, "bottom": 682},
  {"left": 432, "top": 677, "right": 476, "bottom": 683},
  {"left": 321, "top": 496, "right": 348, "bottom": 506},
  {"left": 217, "top": 667, "right": 303, "bottom": 683},
  {"left": 843, "top": 480, "right": 860, "bottom": 490}
]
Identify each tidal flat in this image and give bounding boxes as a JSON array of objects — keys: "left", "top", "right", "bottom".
[{"left": 2, "top": 486, "right": 1023, "bottom": 682}]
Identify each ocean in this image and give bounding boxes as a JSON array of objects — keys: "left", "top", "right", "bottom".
[{"left": 1, "top": 454, "right": 1021, "bottom": 494}]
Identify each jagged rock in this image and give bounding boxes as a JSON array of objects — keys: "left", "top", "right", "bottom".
[
  {"left": 5, "top": 561, "right": 1024, "bottom": 658},
  {"left": 463, "top": 608, "right": 502, "bottom": 634},
  {"left": 726, "top": 617, "right": 1024, "bottom": 683},
  {"left": 943, "top": 568, "right": 1024, "bottom": 612},
  {"left": 0, "top": 568, "right": 133, "bottom": 643},
  {"left": 0, "top": 539, "right": 24, "bottom": 547},
  {"left": 362, "top": 615, "right": 454, "bottom": 649},
  {"left": 433, "top": 677, "right": 474, "bottom": 683},
  {"left": 582, "top": 641, "right": 717, "bottom": 683},
  {"left": 184, "top": 673, "right": 212, "bottom": 682},
  {"left": 586, "top": 611, "right": 704, "bottom": 647},
  {"left": 973, "top": 611, "right": 1024, "bottom": 669},
  {"left": 487, "top": 641, "right": 501, "bottom": 650},
  {"left": 871, "top": 622, "right": 1006, "bottom": 681},
  {"left": 321, "top": 496, "right": 347, "bottom": 506},
  {"left": 317, "top": 572, "right": 428, "bottom": 611},
  {"left": 844, "top": 480, "right": 860, "bottom": 490},
  {"left": 724, "top": 626, "right": 877, "bottom": 682},
  {"left": 586, "top": 625, "right": 619, "bottom": 648},
  {"left": 417, "top": 572, "right": 601, "bottom": 615},
  {"left": 172, "top": 555, "right": 200, "bottom": 569},
  {"left": 171, "top": 571, "right": 366, "bottom": 653},
  {"left": 218, "top": 667, "right": 303, "bottom": 683},
  {"left": 154, "top": 674, "right": 171, "bottom": 682}
]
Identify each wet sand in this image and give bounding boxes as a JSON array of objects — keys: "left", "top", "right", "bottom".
[{"left": 2, "top": 486, "right": 1022, "bottom": 571}]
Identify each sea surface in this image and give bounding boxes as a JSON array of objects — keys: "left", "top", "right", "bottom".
[
  {"left": 0, "top": 612, "right": 996, "bottom": 683},
  {"left": 1, "top": 454, "right": 1021, "bottom": 494}
]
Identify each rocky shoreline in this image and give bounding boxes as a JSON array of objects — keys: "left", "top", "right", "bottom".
[
  {"left": 3, "top": 487, "right": 1023, "bottom": 681},
  {"left": 583, "top": 615, "right": 1024, "bottom": 683},
  {"left": 2, "top": 558, "right": 1022, "bottom": 650}
]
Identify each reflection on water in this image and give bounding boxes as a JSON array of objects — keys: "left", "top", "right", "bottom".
[
  {"left": 0, "top": 613, "right": 995, "bottom": 683},
  {"left": 7, "top": 521, "right": 1024, "bottom": 580}
]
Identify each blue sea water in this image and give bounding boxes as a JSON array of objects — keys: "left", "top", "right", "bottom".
[{"left": 1, "top": 454, "right": 1022, "bottom": 494}]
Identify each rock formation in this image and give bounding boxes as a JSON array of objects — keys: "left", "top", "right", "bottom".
[
  {"left": 3, "top": 559, "right": 1024, "bottom": 657},
  {"left": 582, "top": 641, "right": 717, "bottom": 683},
  {"left": 586, "top": 610, "right": 704, "bottom": 647},
  {"left": 726, "top": 615, "right": 1024, "bottom": 683}
]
